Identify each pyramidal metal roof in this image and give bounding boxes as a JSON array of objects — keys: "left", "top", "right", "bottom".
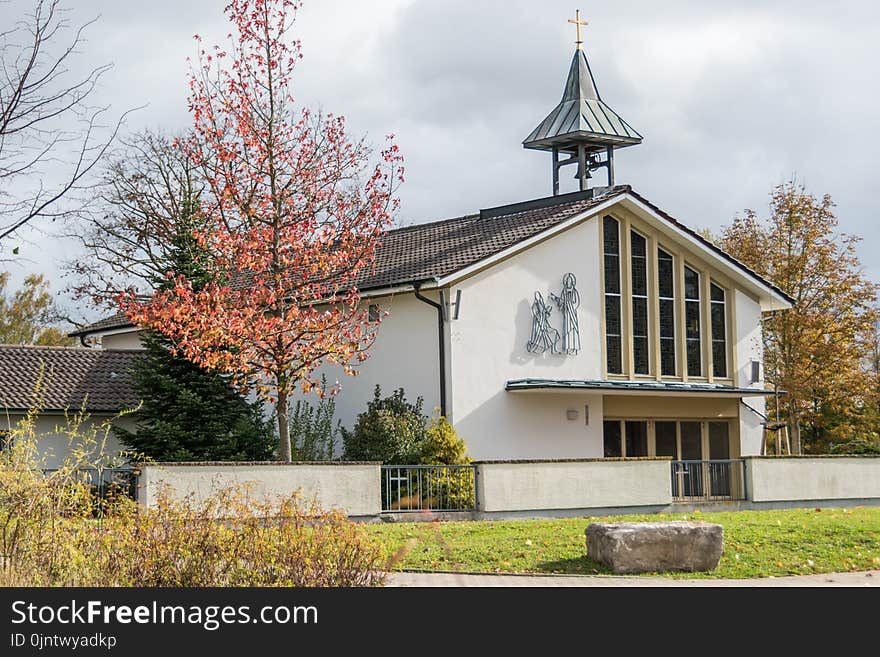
[{"left": 523, "top": 49, "right": 643, "bottom": 151}]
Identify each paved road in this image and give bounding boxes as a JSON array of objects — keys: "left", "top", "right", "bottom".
[{"left": 387, "top": 570, "right": 880, "bottom": 587}]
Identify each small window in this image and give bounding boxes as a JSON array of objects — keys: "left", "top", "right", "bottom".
[
  {"left": 684, "top": 266, "right": 702, "bottom": 377},
  {"left": 710, "top": 283, "right": 727, "bottom": 378},
  {"left": 368, "top": 304, "right": 380, "bottom": 322}
]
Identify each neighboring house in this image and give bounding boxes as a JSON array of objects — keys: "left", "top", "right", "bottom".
[
  {"left": 70, "top": 38, "right": 793, "bottom": 472},
  {"left": 0, "top": 345, "right": 140, "bottom": 469}
]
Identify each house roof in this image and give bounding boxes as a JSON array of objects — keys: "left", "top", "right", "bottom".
[
  {"left": 0, "top": 345, "right": 141, "bottom": 413},
  {"left": 70, "top": 185, "right": 793, "bottom": 338},
  {"left": 506, "top": 379, "right": 778, "bottom": 396},
  {"left": 523, "top": 49, "right": 642, "bottom": 151}
]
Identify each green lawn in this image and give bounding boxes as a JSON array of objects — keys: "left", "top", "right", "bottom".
[{"left": 368, "top": 507, "right": 880, "bottom": 579}]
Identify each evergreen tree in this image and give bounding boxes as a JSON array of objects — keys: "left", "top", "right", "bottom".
[
  {"left": 115, "top": 329, "right": 275, "bottom": 462},
  {"left": 109, "top": 132, "right": 275, "bottom": 461}
]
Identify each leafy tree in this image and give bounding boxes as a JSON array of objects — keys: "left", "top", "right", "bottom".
[
  {"left": 719, "top": 180, "right": 879, "bottom": 453},
  {"left": 114, "top": 330, "right": 275, "bottom": 462},
  {"left": 120, "top": 0, "right": 403, "bottom": 460},
  {"left": 0, "top": 272, "right": 72, "bottom": 345},
  {"left": 342, "top": 387, "right": 426, "bottom": 463}
]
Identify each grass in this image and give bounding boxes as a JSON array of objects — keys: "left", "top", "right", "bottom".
[{"left": 368, "top": 507, "right": 880, "bottom": 579}]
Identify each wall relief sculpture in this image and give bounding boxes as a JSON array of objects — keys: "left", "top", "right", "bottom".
[{"left": 526, "top": 273, "right": 580, "bottom": 356}]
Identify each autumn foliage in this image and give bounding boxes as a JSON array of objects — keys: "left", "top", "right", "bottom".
[
  {"left": 119, "top": 0, "right": 403, "bottom": 459},
  {"left": 720, "top": 180, "right": 879, "bottom": 452}
]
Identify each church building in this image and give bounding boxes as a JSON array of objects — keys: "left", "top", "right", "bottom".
[{"left": 71, "top": 13, "right": 792, "bottom": 482}]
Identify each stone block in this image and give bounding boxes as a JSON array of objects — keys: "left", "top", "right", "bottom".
[{"left": 585, "top": 521, "right": 723, "bottom": 574}]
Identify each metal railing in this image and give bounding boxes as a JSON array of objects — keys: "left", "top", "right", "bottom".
[
  {"left": 41, "top": 467, "right": 138, "bottom": 502},
  {"left": 671, "top": 460, "right": 745, "bottom": 502},
  {"left": 381, "top": 465, "right": 476, "bottom": 512}
]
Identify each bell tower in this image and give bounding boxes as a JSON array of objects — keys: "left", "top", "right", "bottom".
[{"left": 523, "top": 10, "right": 642, "bottom": 194}]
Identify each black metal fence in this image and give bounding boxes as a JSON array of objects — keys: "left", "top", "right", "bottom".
[
  {"left": 671, "top": 460, "right": 746, "bottom": 502},
  {"left": 41, "top": 468, "right": 138, "bottom": 503},
  {"left": 381, "top": 465, "right": 476, "bottom": 512}
]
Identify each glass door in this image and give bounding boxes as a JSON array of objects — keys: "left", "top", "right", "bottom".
[
  {"left": 679, "top": 421, "right": 703, "bottom": 497},
  {"left": 708, "top": 422, "right": 731, "bottom": 497}
]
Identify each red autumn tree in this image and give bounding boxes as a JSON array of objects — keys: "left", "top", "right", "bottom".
[{"left": 119, "top": 0, "right": 403, "bottom": 460}]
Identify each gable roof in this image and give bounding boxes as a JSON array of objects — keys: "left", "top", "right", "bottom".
[
  {"left": 0, "top": 345, "right": 140, "bottom": 413},
  {"left": 70, "top": 185, "right": 793, "bottom": 337}
]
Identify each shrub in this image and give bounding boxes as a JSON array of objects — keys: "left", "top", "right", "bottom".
[
  {"left": 417, "top": 416, "right": 470, "bottom": 465},
  {"left": 830, "top": 435, "right": 880, "bottom": 455},
  {"left": 0, "top": 403, "right": 386, "bottom": 587},
  {"left": 341, "top": 386, "right": 427, "bottom": 463},
  {"left": 289, "top": 377, "right": 341, "bottom": 460}
]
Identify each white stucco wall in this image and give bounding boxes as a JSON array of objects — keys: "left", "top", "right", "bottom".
[
  {"left": 476, "top": 459, "right": 672, "bottom": 512},
  {"left": 306, "top": 292, "right": 440, "bottom": 436},
  {"left": 2, "top": 413, "right": 134, "bottom": 470},
  {"left": 100, "top": 330, "right": 144, "bottom": 351},
  {"left": 746, "top": 457, "right": 880, "bottom": 502},
  {"left": 138, "top": 463, "right": 381, "bottom": 516},
  {"left": 449, "top": 218, "right": 605, "bottom": 460},
  {"left": 734, "top": 289, "right": 765, "bottom": 456}
]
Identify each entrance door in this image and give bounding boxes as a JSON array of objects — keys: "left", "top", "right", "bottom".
[
  {"left": 708, "top": 422, "right": 731, "bottom": 497},
  {"left": 679, "top": 421, "right": 703, "bottom": 497}
]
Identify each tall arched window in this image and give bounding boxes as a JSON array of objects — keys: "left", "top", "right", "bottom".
[
  {"left": 631, "top": 230, "right": 649, "bottom": 375},
  {"left": 603, "top": 216, "right": 622, "bottom": 374},
  {"left": 684, "top": 265, "right": 702, "bottom": 377},
  {"left": 710, "top": 283, "right": 727, "bottom": 378},
  {"left": 658, "top": 248, "right": 676, "bottom": 376}
]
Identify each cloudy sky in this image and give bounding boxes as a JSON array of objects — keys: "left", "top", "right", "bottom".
[{"left": 4, "top": 0, "right": 880, "bottom": 320}]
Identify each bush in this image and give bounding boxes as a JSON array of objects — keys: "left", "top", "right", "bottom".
[
  {"left": 289, "top": 378, "right": 341, "bottom": 460},
  {"left": 830, "top": 435, "right": 880, "bottom": 455},
  {"left": 417, "top": 416, "right": 470, "bottom": 465},
  {"left": 0, "top": 406, "right": 386, "bottom": 587},
  {"left": 341, "top": 386, "right": 427, "bottom": 463}
]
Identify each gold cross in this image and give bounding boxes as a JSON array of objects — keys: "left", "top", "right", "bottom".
[{"left": 568, "top": 9, "right": 589, "bottom": 50}]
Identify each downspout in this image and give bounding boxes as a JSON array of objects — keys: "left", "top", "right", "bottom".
[{"left": 413, "top": 282, "right": 447, "bottom": 418}]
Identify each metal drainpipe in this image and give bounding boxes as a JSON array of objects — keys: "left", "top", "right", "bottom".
[{"left": 413, "top": 282, "right": 447, "bottom": 418}]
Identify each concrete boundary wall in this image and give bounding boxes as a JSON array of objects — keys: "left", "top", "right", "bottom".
[
  {"left": 475, "top": 458, "right": 672, "bottom": 513},
  {"left": 137, "top": 462, "right": 381, "bottom": 518},
  {"left": 746, "top": 456, "right": 880, "bottom": 503}
]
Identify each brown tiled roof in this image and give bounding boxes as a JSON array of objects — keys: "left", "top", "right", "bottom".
[
  {"left": 68, "top": 312, "right": 132, "bottom": 338},
  {"left": 0, "top": 345, "right": 141, "bottom": 412},
  {"left": 69, "top": 184, "right": 792, "bottom": 337},
  {"left": 353, "top": 186, "right": 627, "bottom": 290},
  {"left": 72, "top": 187, "right": 626, "bottom": 336}
]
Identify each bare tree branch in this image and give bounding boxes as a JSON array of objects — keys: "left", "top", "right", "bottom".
[{"left": 0, "top": 0, "right": 129, "bottom": 244}]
